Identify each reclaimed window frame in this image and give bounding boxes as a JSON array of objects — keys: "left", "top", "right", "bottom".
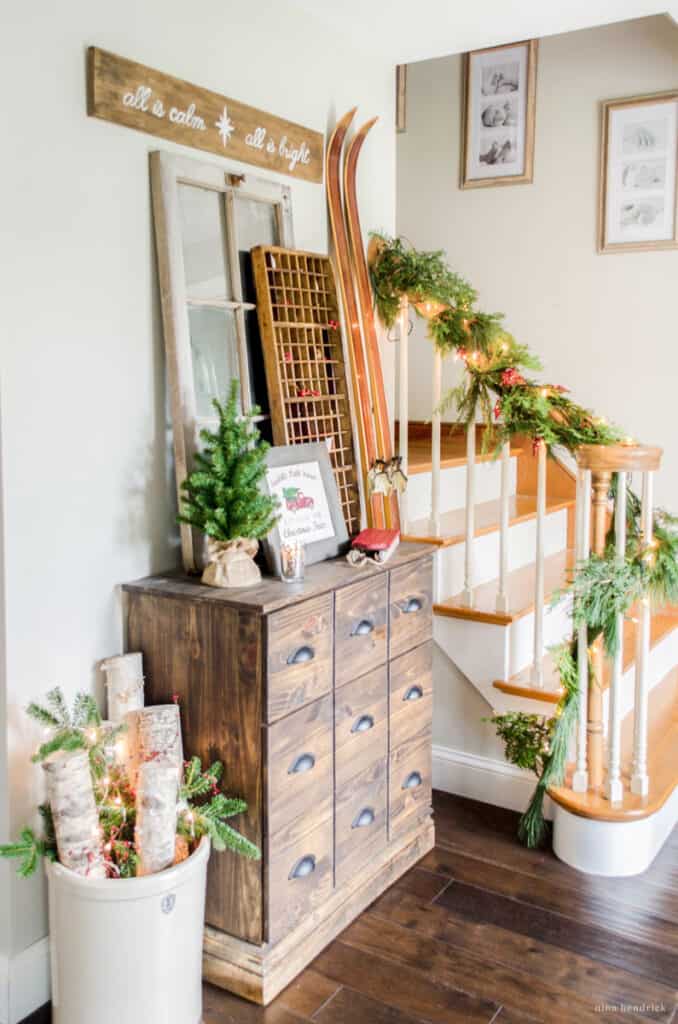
[{"left": 150, "top": 150, "right": 294, "bottom": 570}]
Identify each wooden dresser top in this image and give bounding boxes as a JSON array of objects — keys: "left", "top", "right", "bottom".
[{"left": 123, "top": 542, "right": 433, "bottom": 616}]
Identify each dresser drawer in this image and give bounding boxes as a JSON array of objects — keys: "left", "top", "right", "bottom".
[
  {"left": 334, "top": 575, "right": 388, "bottom": 688},
  {"left": 267, "top": 816, "right": 333, "bottom": 944},
  {"left": 389, "top": 642, "right": 433, "bottom": 752},
  {"left": 266, "top": 695, "right": 333, "bottom": 840},
  {"left": 389, "top": 736, "right": 432, "bottom": 842},
  {"left": 335, "top": 756, "right": 387, "bottom": 888},
  {"left": 266, "top": 595, "right": 333, "bottom": 721},
  {"left": 335, "top": 666, "right": 388, "bottom": 790},
  {"left": 389, "top": 558, "right": 433, "bottom": 660}
]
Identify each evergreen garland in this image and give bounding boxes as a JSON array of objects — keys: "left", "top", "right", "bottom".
[
  {"left": 179, "top": 378, "right": 279, "bottom": 542},
  {"left": 368, "top": 233, "right": 476, "bottom": 329},
  {"left": 368, "top": 234, "right": 624, "bottom": 452},
  {"left": 517, "top": 644, "right": 580, "bottom": 849}
]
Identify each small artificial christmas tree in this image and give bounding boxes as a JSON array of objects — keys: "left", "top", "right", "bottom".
[{"left": 178, "top": 378, "right": 279, "bottom": 587}]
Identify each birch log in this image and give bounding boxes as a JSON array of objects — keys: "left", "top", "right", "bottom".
[
  {"left": 135, "top": 758, "right": 179, "bottom": 876},
  {"left": 101, "top": 652, "right": 145, "bottom": 724},
  {"left": 126, "top": 705, "right": 184, "bottom": 785},
  {"left": 42, "top": 750, "right": 106, "bottom": 878}
]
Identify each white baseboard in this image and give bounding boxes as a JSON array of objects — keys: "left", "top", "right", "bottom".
[
  {"left": 0, "top": 937, "right": 50, "bottom": 1024},
  {"left": 432, "top": 743, "right": 553, "bottom": 819}
]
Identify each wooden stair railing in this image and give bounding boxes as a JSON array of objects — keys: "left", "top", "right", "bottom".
[{"left": 574, "top": 443, "right": 663, "bottom": 801}]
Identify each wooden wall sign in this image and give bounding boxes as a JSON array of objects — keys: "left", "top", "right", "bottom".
[{"left": 87, "top": 47, "right": 324, "bottom": 184}]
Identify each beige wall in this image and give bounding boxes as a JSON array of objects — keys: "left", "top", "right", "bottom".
[
  {"left": 397, "top": 15, "right": 678, "bottom": 509},
  {"left": 0, "top": 0, "right": 395, "bottom": 988}
]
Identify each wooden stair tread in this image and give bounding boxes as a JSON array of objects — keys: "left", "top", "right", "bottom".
[
  {"left": 434, "top": 548, "right": 575, "bottom": 626},
  {"left": 549, "top": 667, "right": 678, "bottom": 821},
  {"left": 402, "top": 492, "right": 575, "bottom": 548},
  {"left": 493, "top": 607, "right": 678, "bottom": 704},
  {"left": 407, "top": 431, "right": 524, "bottom": 476}
]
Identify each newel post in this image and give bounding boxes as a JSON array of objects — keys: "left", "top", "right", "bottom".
[
  {"left": 575, "top": 442, "right": 663, "bottom": 797},
  {"left": 588, "top": 466, "right": 612, "bottom": 791}
]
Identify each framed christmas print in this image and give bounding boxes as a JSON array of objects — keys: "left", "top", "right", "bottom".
[
  {"left": 599, "top": 91, "right": 678, "bottom": 253},
  {"left": 260, "top": 443, "right": 349, "bottom": 576},
  {"left": 461, "top": 39, "right": 538, "bottom": 189}
]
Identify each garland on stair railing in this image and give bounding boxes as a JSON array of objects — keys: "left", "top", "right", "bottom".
[{"left": 369, "top": 232, "right": 678, "bottom": 847}]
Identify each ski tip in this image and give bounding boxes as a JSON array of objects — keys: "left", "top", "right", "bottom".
[
  {"left": 335, "top": 107, "right": 358, "bottom": 131},
  {"left": 359, "top": 116, "right": 379, "bottom": 134}
]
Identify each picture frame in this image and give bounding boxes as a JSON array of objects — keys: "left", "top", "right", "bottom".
[
  {"left": 598, "top": 91, "right": 678, "bottom": 254},
  {"left": 461, "top": 39, "right": 538, "bottom": 189},
  {"left": 260, "top": 443, "right": 349, "bottom": 576}
]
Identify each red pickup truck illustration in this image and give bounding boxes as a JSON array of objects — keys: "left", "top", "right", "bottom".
[{"left": 283, "top": 486, "right": 315, "bottom": 512}]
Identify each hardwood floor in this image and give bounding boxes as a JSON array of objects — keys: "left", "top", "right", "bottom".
[{"left": 21, "top": 792, "right": 678, "bottom": 1024}]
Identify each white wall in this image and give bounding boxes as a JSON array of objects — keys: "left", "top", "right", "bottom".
[
  {"left": 397, "top": 15, "right": 678, "bottom": 509},
  {"left": 0, "top": 0, "right": 395, "bottom": 997}
]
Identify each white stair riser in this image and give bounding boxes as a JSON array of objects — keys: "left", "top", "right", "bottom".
[
  {"left": 434, "top": 507, "right": 568, "bottom": 600},
  {"left": 509, "top": 597, "right": 573, "bottom": 677},
  {"left": 434, "top": 616, "right": 509, "bottom": 707},
  {"left": 434, "top": 616, "right": 678, "bottom": 721},
  {"left": 601, "top": 625, "right": 678, "bottom": 730},
  {"left": 406, "top": 456, "right": 517, "bottom": 523}
]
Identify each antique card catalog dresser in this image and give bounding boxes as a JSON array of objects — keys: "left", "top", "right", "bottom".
[{"left": 123, "top": 543, "right": 434, "bottom": 1004}]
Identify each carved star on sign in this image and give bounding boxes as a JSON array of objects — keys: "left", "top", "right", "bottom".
[{"left": 215, "top": 106, "right": 235, "bottom": 147}]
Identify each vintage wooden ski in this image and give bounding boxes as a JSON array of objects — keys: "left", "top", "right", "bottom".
[
  {"left": 326, "top": 109, "right": 385, "bottom": 530},
  {"left": 344, "top": 118, "right": 400, "bottom": 530}
]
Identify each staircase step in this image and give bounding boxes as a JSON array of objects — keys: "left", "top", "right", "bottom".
[
  {"left": 403, "top": 493, "right": 575, "bottom": 548},
  {"left": 549, "top": 666, "right": 678, "bottom": 821},
  {"left": 406, "top": 427, "right": 524, "bottom": 475},
  {"left": 434, "top": 548, "right": 575, "bottom": 626},
  {"left": 493, "top": 607, "right": 678, "bottom": 705}
]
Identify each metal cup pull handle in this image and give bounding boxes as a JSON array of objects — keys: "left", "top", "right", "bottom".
[
  {"left": 288, "top": 752, "right": 315, "bottom": 775},
  {"left": 287, "top": 645, "right": 315, "bottom": 665},
  {"left": 402, "top": 597, "right": 422, "bottom": 614},
  {"left": 352, "top": 807, "right": 375, "bottom": 829},
  {"left": 289, "top": 855, "right": 316, "bottom": 880},
  {"left": 351, "top": 714, "right": 375, "bottom": 734},
  {"left": 403, "top": 771, "right": 423, "bottom": 790},
  {"left": 403, "top": 685, "right": 424, "bottom": 702},
  {"left": 351, "top": 618, "right": 375, "bottom": 637}
]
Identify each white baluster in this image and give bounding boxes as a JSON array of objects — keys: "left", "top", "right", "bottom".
[
  {"left": 531, "top": 441, "right": 547, "bottom": 686},
  {"left": 607, "top": 471, "right": 627, "bottom": 805},
  {"left": 631, "top": 470, "right": 653, "bottom": 797},
  {"left": 398, "top": 297, "right": 409, "bottom": 533},
  {"left": 572, "top": 468, "right": 591, "bottom": 793},
  {"left": 430, "top": 347, "right": 442, "bottom": 537},
  {"left": 461, "top": 420, "right": 476, "bottom": 606},
  {"left": 496, "top": 440, "right": 510, "bottom": 614}
]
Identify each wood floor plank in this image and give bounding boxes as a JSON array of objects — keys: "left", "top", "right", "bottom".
[
  {"left": 312, "top": 986, "right": 431, "bottom": 1024},
  {"left": 430, "top": 848, "right": 678, "bottom": 956},
  {"left": 369, "top": 872, "right": 677, "bottom": 1023},
  {"left": 339, "top": 910, "right": 626, "bottom": 1024},
  {"left": 425, "top": 840, "right": 678, "bottom": 925},
  {"left": 277, "top": 970, "right": 341, "bottom": 1018},
  {"left": 312, "top": 939, "right": 499, "bottom": 1024},
  {"left": 431, "top": 792, "right": 678, "bottom": 920},
  {"left": 435, "top": 878, "right": 678, "bottom": 988}
]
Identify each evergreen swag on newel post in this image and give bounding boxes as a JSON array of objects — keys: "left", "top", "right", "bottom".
[{"left": 178, "top": 379, "right": 279, "bottom": 588}]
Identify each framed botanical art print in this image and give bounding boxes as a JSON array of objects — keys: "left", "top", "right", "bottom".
[
  {"left": 599, "top": 91, "right": 678, "bottom": 253},
  {"left": 461, "top": 39, "right": 538, "bottom": 189}
]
